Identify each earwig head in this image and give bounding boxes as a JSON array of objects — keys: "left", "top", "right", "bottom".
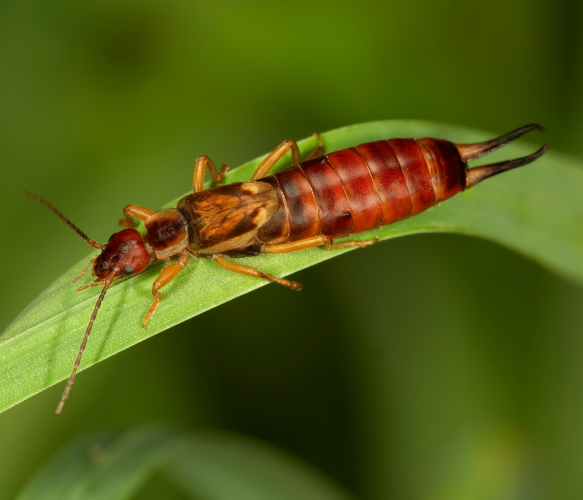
[
  {"left": 454, "top": 124, "right": 547, "bottom": 189},
  {"left": 93, "top": 229, "right": 151, "bottom": 280},
  {"left": 26, "top": 193, "right": 155, "bottom": 413}
]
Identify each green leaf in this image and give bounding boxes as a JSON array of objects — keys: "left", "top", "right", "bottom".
[
  {"left": 1, "top": 120, "right": 581, "bottom": 414},
  {"left": 163, "top": 431, "right": 353, "bottom": 500},
  {"left": 15, "top": 432, "right": 118, "bottom": 500},
  {"left": 16, "top": 425, "right": 353, "bottom": 500}
]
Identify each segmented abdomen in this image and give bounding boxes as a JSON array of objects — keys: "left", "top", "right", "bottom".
[{"left": 257, "top": 138, "right": 466, "bottom": 243}]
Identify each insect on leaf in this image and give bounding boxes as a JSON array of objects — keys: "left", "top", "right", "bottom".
[{"left": 1, "top": 120, "right": 583, "bottom": 414}]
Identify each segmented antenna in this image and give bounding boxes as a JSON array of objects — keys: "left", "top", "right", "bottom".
[
  {"left": 25, "top": 192, "right": 104, "bottom": 249},
  {"left": 56, "top": 271, "right": 116, "bottom": 414}
]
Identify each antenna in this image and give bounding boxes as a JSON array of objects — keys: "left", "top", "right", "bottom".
[
  {"left": 56, "top": 270, "right": 117, "bottom": 414},
  {"left": 26, "top": 192, "right": 104, "bottom": 249}
]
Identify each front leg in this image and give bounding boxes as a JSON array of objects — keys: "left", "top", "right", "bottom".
[
  {"left": 119, "top": 205, "right": 156, "bottom": 228},
  {"left": 142, "top": 251, "right": 190, "bottom": 328}
]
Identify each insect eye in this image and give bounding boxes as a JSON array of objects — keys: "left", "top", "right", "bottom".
[
  {"left": 109, "top": 234, "right": 116, "bottom": 243},
  {"left": 123, "top": 265, "right": 134, "bottom": 275}
]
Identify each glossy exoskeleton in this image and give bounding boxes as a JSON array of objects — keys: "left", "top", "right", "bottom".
[{"left": 29, "top": 124, "right": 546, "bottom": 413}]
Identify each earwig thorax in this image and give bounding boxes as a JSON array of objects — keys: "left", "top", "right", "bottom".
[{"left": 143, "top": 208, "right": 189, "bottom": 260}]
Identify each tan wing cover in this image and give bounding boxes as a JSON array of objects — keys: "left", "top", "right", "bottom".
[{"left": 177, "top": 181, "right": 279, "bottom": 252}]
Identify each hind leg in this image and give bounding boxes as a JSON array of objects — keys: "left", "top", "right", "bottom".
[
  {"left": 262, "top": 234, "right": 378, "bottom": 254},
  {"left": 251, "top": 133, "right": 325, "bottom": 180}
]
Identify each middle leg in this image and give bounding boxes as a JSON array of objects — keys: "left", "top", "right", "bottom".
[
  {"left": 210, "top": 232, "right": 377, "bottom": 292},
  {"left": 212, "top": 255, "right": 302, "bottom": 291},
  {"left": 193, "top": 155, "right": 230, "bottom": 193}
]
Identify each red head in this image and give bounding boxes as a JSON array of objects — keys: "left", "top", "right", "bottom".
[
  {"left": 25, "top": 193, "right": 156, "bottom": 413},
  {"left": 93, "top": 228, "right": 151, "bottom": 280}
]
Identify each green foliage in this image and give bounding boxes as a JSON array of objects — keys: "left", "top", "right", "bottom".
[
  {"left": 0, "top": 120, "right": 579, "bottom": 416},
  {"left": 16, "top": 425, "right": 352, "bottom": 500},
  {"left": 2, "top": 0, "right": 583, "bottom": 498}
]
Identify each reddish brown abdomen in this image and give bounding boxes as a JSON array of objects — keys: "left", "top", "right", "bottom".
[{"left": 257, "top": 137, "right": 466, "bottom": 244}]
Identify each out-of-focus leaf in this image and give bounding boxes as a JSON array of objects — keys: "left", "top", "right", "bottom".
[
  {"left": 1, "top": 120, "right": 580, "bottom": 414},
  {"left": 162, "top": 431, "right": 353, "bottom": 500},
  {"left": 15, "top": 432, "right": 118, "bottom": 500},
  {"left": 16, "top": 425, "right": 353, "bottom": 500}
]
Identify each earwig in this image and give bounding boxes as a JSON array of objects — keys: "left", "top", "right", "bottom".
[{"left": 29, "top": 124, "right": 546, "bottom": 413}]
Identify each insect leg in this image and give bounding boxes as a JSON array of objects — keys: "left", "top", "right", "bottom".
[
  {"left": 323, "top": 236, "right": 379, "bottom": 250},
  {"left": 212, "top": 255, "right": 302, "bottom": 291},
  {"left": 120, "top": 205, "right": 157, "bottom": 228},
  {"left": 142, "top": 251, "right": 189, "bottom": 329},
  {"left": 303, "top": 133, "right": 324, "bottom": 161},
  {"left": 193, "top": 155, "right": 230, "bottom": 193},
  {"left": 76, "top": 280, "right": 105, "bottom": 292},
  {"left": 251, "top": 134, "right": 325, "bottom": 180},
  {"left": 72, "top": 258, "right": 96, "bottom": 283},
  {"left": 251, "top": 141, "right": 301, "bottom": 180},
  {"left": 263, "top": 235, "right": 331, "bottom": 253},
  {"left": 263, "top": 234, "right": 378, "bottom": 253}
]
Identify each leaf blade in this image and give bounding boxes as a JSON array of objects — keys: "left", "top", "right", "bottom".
[
  {"left": 1, "top": 120, "right": 581, "bottom": 414},
  {"left": 16, "top": 425, "right": 353, "bottom": 500}
]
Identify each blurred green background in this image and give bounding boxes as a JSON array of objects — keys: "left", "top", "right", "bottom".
[{"left": 1, "top": 0, "right": 582, "bottom": 498}]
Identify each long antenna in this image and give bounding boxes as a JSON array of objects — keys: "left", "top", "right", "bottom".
[
  {"left": 56, "top": 271, "right": 116, "bottom": 414},
  {"left": 26, "top": 192, "right": 104, "bottom": 250}
]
